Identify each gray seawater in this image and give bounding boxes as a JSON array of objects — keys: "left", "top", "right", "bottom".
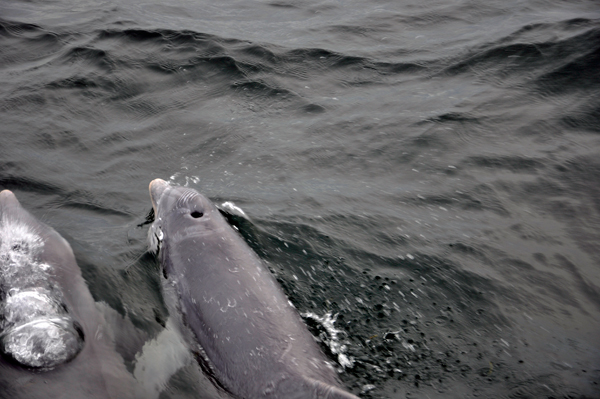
[{"left": 1, "top": 0, "right": 599, "bottom": 397}]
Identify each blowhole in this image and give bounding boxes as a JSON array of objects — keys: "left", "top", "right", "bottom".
[{"left": 191, "top": 211, "right": 203, "bottom": 218}]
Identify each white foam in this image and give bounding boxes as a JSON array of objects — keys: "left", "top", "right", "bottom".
[
  {"left": 302, "top": 311, "right": 355, "bottom": 369},
  {"left": 147, "top": 223, "right": 163, "bottom": 254},
  {"left": 220, "top": 201, "right": 247, "bottom": 218}
]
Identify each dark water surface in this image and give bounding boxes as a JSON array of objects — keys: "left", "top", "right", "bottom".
[{"left": 1, "top": 0, "right": 599, "bottom": 397}]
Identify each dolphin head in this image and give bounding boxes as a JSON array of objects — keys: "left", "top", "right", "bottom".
[
  {"left": 0, "top": 190, "right": 85, "bottom": 369},
  {"left": 148, "top": 179, "right": 222, "bottom": 255}
]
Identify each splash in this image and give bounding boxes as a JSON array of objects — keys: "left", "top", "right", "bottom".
[
  {"left": 220, "top": 201, "right": 247, "bottom": 218},
  {"left": 302, "top": 311, "right": 355, "bottom": 369},
  {"left": 168, "top": 170, "right": 200, "bottom": 187}
]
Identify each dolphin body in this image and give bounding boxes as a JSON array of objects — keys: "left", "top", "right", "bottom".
[
  {"left": 0, "top": 190, "right": 138, "bottom": 399},
  {"left": 148, "top": 179, "right": 360, "bottom": 399}
]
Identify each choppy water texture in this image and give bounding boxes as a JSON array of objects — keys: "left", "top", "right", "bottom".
[{"left": 1, "top": 0, "right": 599, "bottom": 397}]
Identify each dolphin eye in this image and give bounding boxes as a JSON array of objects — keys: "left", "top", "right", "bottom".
[{"left": 190, "top": 211, "right": 203, "bottom": 218}]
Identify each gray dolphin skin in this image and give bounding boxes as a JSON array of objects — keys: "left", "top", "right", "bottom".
[
  {"left": 148, "top": 179, "right": 360, "bottom": 399},
  {"left": 0, "top": 190, "right": 137, "bottom": 399}
]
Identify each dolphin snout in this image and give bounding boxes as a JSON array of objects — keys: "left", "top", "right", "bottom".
[
  {"left": 149, "top": 179, "right": 169, "bottom": 213},
  {"left": 0, "top": 189, "right": 20, "bottom": 209}
]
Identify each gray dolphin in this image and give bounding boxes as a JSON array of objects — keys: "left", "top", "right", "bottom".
[
  {"left": 148, "top": 178, "right": 360, "bottom": 399},
  {"left": 0, "top": 190, "right": 138, "bottom": 399}
]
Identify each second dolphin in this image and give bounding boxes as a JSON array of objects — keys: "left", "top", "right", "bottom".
[{"left": 148, "top": 179, "right": 360, "bottom": 399}]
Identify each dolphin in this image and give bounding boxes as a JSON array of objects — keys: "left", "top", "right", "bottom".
[
  {"left": 148, "top": 178, "right": 360, "bottom": 399},
  {"left": 0, "top": 189, "right": 138, "bottom": 399}
]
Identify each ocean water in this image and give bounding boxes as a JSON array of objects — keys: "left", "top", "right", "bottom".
[{"left": 1, "top": 0, "right": 599, "bottom": 397}]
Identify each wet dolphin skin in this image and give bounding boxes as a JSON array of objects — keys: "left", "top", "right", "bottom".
[
  {"left": 149, "top": 179, "right": 360, "bottom": 399},
  {"left": 0, "top": 190, "right": 137, "bottom": 399}
]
